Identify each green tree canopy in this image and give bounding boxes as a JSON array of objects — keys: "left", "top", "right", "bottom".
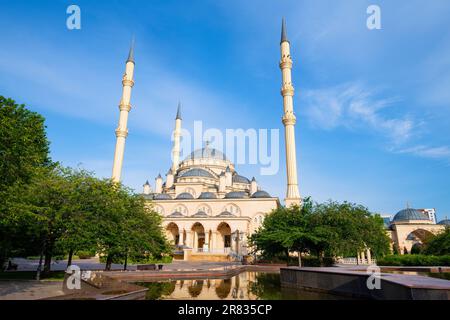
[
  {"left": 0, "top": 96, "right": 50, "bottom": 192},
  {"left": 423, "top": 228, "right": 450, "bottom": 256},
  {"left": 249, "top": 199, "right": 390, "bottom": 266}
]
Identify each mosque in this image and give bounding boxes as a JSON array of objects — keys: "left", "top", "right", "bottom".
[
  {"left": 110, "top": 19, "right": 301, "bottom": 261},
  {"left": 384, "top": 208, "right": 449, "bottom": 255},
  {"left": 108, "top": 19, "right": 449, "bottom": 262}
]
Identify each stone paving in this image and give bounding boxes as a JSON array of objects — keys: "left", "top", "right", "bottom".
[
  {"left": 0, "top": 281, "right": 65, "bottom": 300},
  {"left": 1, "top": 258, "right": 241, "bottom": 300}
]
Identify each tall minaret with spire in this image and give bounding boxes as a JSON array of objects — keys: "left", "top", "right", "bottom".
[
  {"left": 171, "top": 102, "right": 182, "bottom": 173},
  {"left": 112, "top": 38, "right": 135, "bottom": 183},
  {"left": 279, "top": 18, "right": 301, "bottom": 206}
]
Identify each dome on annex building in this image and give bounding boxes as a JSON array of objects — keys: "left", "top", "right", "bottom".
[
  {"left": 392, "top": 208, "right": 430, "bottom": 222},
  {"left": 438, "top": 219, "right": 450, "bottom": 226}
]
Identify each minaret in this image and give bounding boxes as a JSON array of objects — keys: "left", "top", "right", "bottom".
[
  {"left": 279, "top": 19, "right": 301, "bottom": 207},
  {"left": 112, "top": 38, "right": 135, "bottom": 182},
  {"left": 171, "top": 102, "right": 182, "bottom": 173}
]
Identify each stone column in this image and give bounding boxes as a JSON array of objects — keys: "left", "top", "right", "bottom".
[
  {"left": 361, "top": 251, "right": 366, "bottom": 264},
  {"left": 178, "top": 230, "right": 184, "bottom": 246},
  {"left": 357, "top": 252, "right": 361, "bottom": 265},
  {"left": 366, "top": 249, "right": 372, "bottom": 264},
  {"left": 185, "top": 231, "right": 192, "bottom": 248},
  {"left": 205, "top": 230, "right": 210, "bottom": 251}
]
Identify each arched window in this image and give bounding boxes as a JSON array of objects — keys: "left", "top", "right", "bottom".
[{"left": 222, "top": 203, "right": 241, "bottom": 216}]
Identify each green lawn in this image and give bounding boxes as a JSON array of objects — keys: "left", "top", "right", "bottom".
[{"left": 0, "top": 271, "right": 65, "bottom": 281}]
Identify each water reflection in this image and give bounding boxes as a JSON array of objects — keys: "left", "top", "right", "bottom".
[{"left": 135, "top": 272, "right": 355, "bottom": 300}]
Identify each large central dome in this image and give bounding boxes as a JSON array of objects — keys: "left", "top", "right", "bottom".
[{"left": 184, "top": 147, "right": 228, "bottom": 161}]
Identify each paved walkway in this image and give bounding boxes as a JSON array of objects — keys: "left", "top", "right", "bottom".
[
  {"left": 1, "top": 259, "right": 241, "bottom": 300},
  {"left": 0, "top": 281, "right": 65, "bottom": 300},
  {"left": 9, "top": 257, "right": 240, "bottom": 272}
]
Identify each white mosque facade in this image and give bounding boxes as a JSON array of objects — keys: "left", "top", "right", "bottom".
[{"left": 110, "top": 20, "right": 302, "bottom": 261}]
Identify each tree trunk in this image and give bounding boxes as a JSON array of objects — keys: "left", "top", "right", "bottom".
[
  {"left": 123, "top": 253, "right": 128, "bottom": 271},
  {"left": 298, "top": 251, "right": 302, "bottom": 267},
  {"left": 67, "top": 248, "right": 74, "bottom": 268},
  {"left": 43, "top": 251, "right": 52, "bottom": 274},
  {"left": 105, "top": 254, "right": 113, "bottom": 271},
  {"left": 43, "top": 238, "right": 54, "bottom": 274},
  {"left": 285, "top": 249, "right": 290, "bottom": 266}
]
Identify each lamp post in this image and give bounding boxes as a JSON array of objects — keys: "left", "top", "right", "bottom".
[{"left": 231, "top": 230, "right": 244, "bottom": 254}]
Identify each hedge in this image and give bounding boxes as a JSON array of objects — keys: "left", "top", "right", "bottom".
[{"left": 377, "top": 254, "right": 450, "bottom": 266}]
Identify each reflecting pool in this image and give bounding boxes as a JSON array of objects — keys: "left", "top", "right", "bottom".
[{"left": 135, "top": 272, "right": 357, "bottom": 300}]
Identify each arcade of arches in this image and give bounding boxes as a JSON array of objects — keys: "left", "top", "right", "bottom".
[{"left": 164, "top": 221, "right": 247, "bottom": 257}]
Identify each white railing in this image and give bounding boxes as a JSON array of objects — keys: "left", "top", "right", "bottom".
[
  {"left": 195, "top": 248, "right": 231, "bottom": 254},
  {"left": 338, "top": 257, "right": 377, "bottom": 265}
]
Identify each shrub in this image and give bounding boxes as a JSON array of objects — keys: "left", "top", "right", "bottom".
[
  {"left": 76, "top": 250, "right": 95, "bottom": 259},
  {"left": 377, "top": 254, "right": 450, "bottom": 266}
]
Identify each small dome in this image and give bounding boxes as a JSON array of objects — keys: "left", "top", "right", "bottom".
[
  {"left": 153, "top": 193, "right": 172, "bottom": 200},
  {"left": 225, "top": 191, "right": 248, "bottom": 199},
  {"left": 198, "top": 192, "right": 217, "bottom": 199},
  {"left": 192, "top": 211, "right": 208, "bottom": 217},
  {"left": 168, "top": 211, "right": 184, "bottom": 217},
  {"left": 184, "top": 147, "right": 228, "bottom": 161},
  {"left": 438, "top": 219, "right": 450, "bottom": 226},
  {"left": 179, "top": 168, "right": 215, "bottom": 179},
  {"left": 176, "top": 192, "right": 194, "bottom": 200},
  {"left": 393, "top": 208, "right": 430, "bottom": 222},
  {"left": 217, "top": 211, "right": 235, "bottom": 217},
  {"left": 251, "top": 190, "right": 271, "bottom": 198},
  {"left": 233, "top": 174, "right": 251, "bottom": 184}
]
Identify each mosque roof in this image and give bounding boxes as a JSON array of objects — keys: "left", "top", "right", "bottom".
[
  {"left": 232, "top": 174, "right": 251, "bottom": 184},
  {"left": 184, "top": 147, "right": 228, "bottom": 161},
  {"left": 176, "top": 192, "right": 195, "bottom": 200},
  {"left": 153, "top": 193, "right": 172, "bottom": 200},
  {"left": 224, "top": 191, "right": 248, "bottom": 199},
  {"left": 393, "top": 208, "right": 430, "bottom": 222},
  {"left": 179, "top": 168, "right": 215, "bottom": 179},
  {"left": 251, "top": 190, "right": 271, "bottom": 198},
  {"left": 198, "top": 192, "right": 217, "bottom": 199},
  {"left": 438, "top": 219, "right": 450, "bottom": 226}
]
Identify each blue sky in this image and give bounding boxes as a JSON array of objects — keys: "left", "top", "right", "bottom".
[{"left": 0, "top": 0, "right": 449, "bottom": 220}]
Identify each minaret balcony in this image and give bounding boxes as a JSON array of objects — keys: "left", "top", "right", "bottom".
[
  {"left": 281, "top": 85, "right": 295, "bottom": 96},
  {"left": 122, "top": 79, "right": 135, "bottom": 87}
]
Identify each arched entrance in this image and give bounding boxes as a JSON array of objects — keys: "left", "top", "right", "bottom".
[
  {"left": 217, "top": 222, "right": 231, "bottom": 250},
  {"left": 166, "top": 222, "right": 180, "bottom": 245},
  {"left": 406, "top": 229, "right": 434, "bottom": 242},
  {"left": 191, "top": 222, "right": 205, "bottom": 249}
]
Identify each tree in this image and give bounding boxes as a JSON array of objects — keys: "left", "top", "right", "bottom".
[
  {"left": 249, "top": 198, "right": 390, "bottom": 266},
  {"left": 92, "top": 182, "right": 169, "bottom": 271},
  {"left": 0, "top": 96, "right": 50, "bottom": 192},
  {"left": 313, "top": 201, "right": 390, "bottom": 258},
  {"left": 249, "top": 198, "right": 324, "bottom": 266},
  {"left": 423, "top": 228, "right": 450, "bottom": 256},
  {"left": 0, "top": 96, "right": 51, "bottom": 267}
]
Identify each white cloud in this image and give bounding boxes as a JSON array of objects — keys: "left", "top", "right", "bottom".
[
  {"left": 395, "top": 145, "right": 450, "bottom": 161},
  {"left": 301, "top": 82, "right": 414, "bottom": 143}
]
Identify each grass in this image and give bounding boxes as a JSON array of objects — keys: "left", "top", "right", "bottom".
[{"left": 0, "top": 271, "right": 66, "bottom": 281}]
